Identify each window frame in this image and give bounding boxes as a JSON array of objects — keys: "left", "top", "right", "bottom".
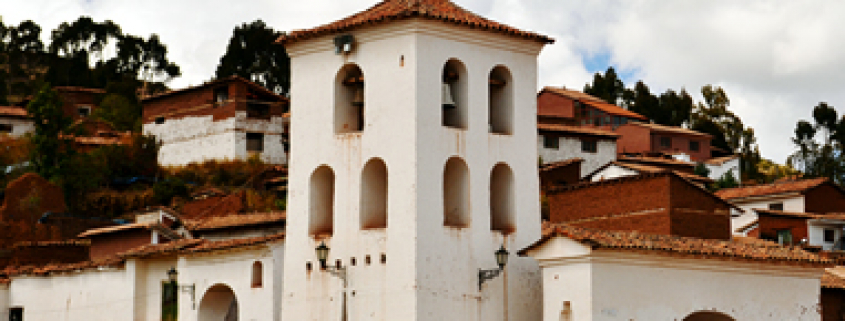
[
  {"left": 689, "top": 140, "right": 700, "bottom": 152},
  {"left": 581, "top": 139, "right": 598, "bottom": 153},
  {"left": 542, "top": 135, "right": 559, "bottom": 149},
  {"left": 659, "top": 136, "right": 672, "bottom": 148},
  {"left": 768, "top": 202, "right": 784, "bottom": 211},
  {"left": 825, "top": 229, "right": 836, "bottom": 243},
  {"left": 0, "top": 123, "right": 12, "bottom": 134},
  {"left": 77, "top": 105, "right": 91, "bottom": 118},
  {"left": 246, "top": 132, "right": 264, "bottom": 153}
]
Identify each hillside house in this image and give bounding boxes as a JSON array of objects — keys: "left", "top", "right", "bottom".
[
  {"left": 539, "top": 158, "right": 582, "bottom": 191},
  {"left": 716, "top": 178, "right": 845, "bottom": 235},
  {"left": 1, "top": 86, "right": 104, "bottom": 138},
  {"left": 537, "top": 123, "right": 618, "bottom": 175},
  {"left": 585, "top": 160, "right": 714, "bottom": 187},
  {"left": 615, "top": 122, "right": 713, "bottom": 162},
  {"left": 546, "top": 172, "right": 736, "bottom": 240},
  {"left": 0, "top": 107, "right": 31, "bottom": 138},
  {"left": 737, "top": 209, "right": 845, "bottom": 251},
  {"left": 536, "top": 86, "right": 648, "bottom": 128},
  {"left": 142, "top": 76, "right": 289, "bottom": 167}
]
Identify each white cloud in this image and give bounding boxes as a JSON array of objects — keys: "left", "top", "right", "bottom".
[{"left": 3, "top": 0, "right": 844, "bottom": 162}]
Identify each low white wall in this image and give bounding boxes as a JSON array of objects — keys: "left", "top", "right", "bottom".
[
  {"left": 538, "top": 135, "right": 616, "bottom": 177},
  {"left": 0, "top": 118, "right": 34, "bottom": 138},
  {"left": 10, "top": 268, "right": 136, "bottom": 321},
  {"left": 144, "top": 112, "right": 286, "bottom": 167},
  {"left": 808, "top": 221, "right": 844, "bottom": 250},
  {"left": 590, "top": 252, "right": 821, "bottom": 321}
]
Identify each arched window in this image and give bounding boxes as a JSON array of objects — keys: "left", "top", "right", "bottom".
[
  {"left": 489, "top": 65, "right": 513, "bottom": 134},
  {"left": 442, "top": 59, "right": 468, "bottom": 129},
  {"left": 251, "top": 261, "right": 263, "bottom": 288},
  {"left": 361, "top": 158, "right": 388, "bottom": 229},
  {"left": 490, "top": 163, "right": 515, "bottom": 233},
  {"left": 335, "top": 64, "right": 365, "bottom": 133},
  {"left": 309, "top": 166, "right": 335, "bottom": 236},
  {"left": 443, "top": 157, "right": 470, "bottom": 227}
]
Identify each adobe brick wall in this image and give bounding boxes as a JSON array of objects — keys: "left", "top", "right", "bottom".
[
  {"left": 89, "top": 230, "right": 151, "bottom": 261},
  {"left": 669, "top": 177, "right": 731, "bottom": 240},
  {"left": 142, "top": 80, "right": 286, "bottom": 124},
  {"left": 11, "top": 244, "right": 89, "bottom": 266},
  {"left": 649, "top": 134, "right": 711, "bottom": 162},
  {"left": 181, "top": 191, "right": 246, "bottom": 219},
  {"left": 821, "top": 288, "right": 845, "bottom": 321},
  {"left": 756, "top": 214, "right": 808, "bottom": 245},
  {"left": 614, "top": 124, "right": 652, "bottom": 155},
  {"left": 805, "top": 184, "right": 845, "bottom": 214},
  {"left": 540, "top": 163, "right": 581, "bottom": 191},
  {"left": 548, "top": 175, "right": 671, "bottom": 232},
  {"left": 57, "top": 90, "right": 101, "bottom": 122},
  {"left": 572, "top": 211, "right": 671, "bottom": 235},
  {"left": 537, "top": 91, "right": 575, "bottom": 119}
]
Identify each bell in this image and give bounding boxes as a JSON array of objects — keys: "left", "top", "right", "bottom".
[
  {"left": 352, "top": 86, "right": 364, "bottom": 107},
  {"left": 442, "top": 83, "right": 456, "bottom": 109}
]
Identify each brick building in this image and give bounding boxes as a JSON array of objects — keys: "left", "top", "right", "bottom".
[
  {"left": 615, "top": 122, "right": 713, "bottom": 162},
  {"left": 142, "top": 76, "right": 289, "bottom": 166},
  {"left": 1, "top": 86, "right": 105, "bottom": 138},
  {"left": 546, "top": 172, "right": 735, "bottom": 240},
  {"left": 537, "top": 123, "right": 618, "bottom": 175},
  {"left": 539, "top": 158, "right": 582, "bottom": 191},
  {"left": 537, "top": 86, "right": 648, "bottom": 128},
  {"left": 741, "top": 209, "right": 845, "bottom": 250},
  {"left": 585, "top": 160, "right": 714, "bottom": 187}
]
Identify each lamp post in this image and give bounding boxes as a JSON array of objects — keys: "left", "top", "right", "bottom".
[
  {"left": 478, "top": 245, "right": 509, "bottom": 290},
  {"left": 315, "top": 242, "right": 347, "bottom": 284},
  {"left": 167, "top": 267, "right": 197, "bottom": 309}
]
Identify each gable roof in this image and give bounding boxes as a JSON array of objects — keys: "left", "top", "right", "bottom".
[
  {"left": 537, "top": 123, "right": 620, "bottom": 139},
  {"left": 519, "top": 224, "right": 830, "bottom": 266},
  {"left": 0, "top": 106, "right": 29, "bottom": 119},
  {"left": 277, "top": 0, "right": 553, "bottom": 45},
  {"left": 715, "top": 177, "right": 831, "bottom": 200},
  {"left": 187, "top": 212, "right": 286, "bottom": 232},
  {"left": 540, "top": 87, "right": 648, "bottom": 121},
  {"left": 586, "top": 161, "right": 713, "bottom": 185},
  {"left": 540, "top": 158, "right": 583, "bottom": 173},
  {"left": 141, "top": 76, "right": 287, "bottom": 103}
]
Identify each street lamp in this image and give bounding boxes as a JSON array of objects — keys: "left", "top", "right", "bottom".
[
  {"left": 478, "top": 245, "right": 509, "bottom": 290},
  {"left": 167, "top": 267, "right": 197, "bottom": 309},
  {"left": 315, "top": 242, "right": 347, "bottom": 283}
]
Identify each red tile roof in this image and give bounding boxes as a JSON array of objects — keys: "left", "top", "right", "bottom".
[
  {"left": 705, "top": 155, "right": 740, "bottom": 166},
  {"left": 606, "top": 161, "right": 714, "bottom": 184},
  {"left": 141, "top": 76, "right": 288, "bottom": 103},
  {"left": 519, "top": 224, "right": 830, "bottom": 266},
  {"left": 754, "top": 209, "right": 845, "bottom": 221},
  {"left": 277, "top": 0, "right": 554, "bottom": 45},
  {"left": 12, "top": 240, "right": 90, "bottom": 248},
  {"left": 715, "top": 178, "right": 831, "bottom": 200},
  {"left": 823, "top": 270, "right": 845, "bottom": 289},
  {"left": 0, "top": 278, "right": 8, "bottom": 285},
  {"left": 541, "top": 87, "right": 648, "bottom": 121},
  {"left": 187, "top": 212, "right": 286, "bottom": 232},
  {"left": 0, "top": 106, "right": 28, "bottom": 118},
  {"left": 624, "top": 122, "right": 713, "bottom": 138},
  {"left": 617, "top": 154, "right": 696, "bottom": 167},
  {"left": 540, "top": 158, "right": 583, "bottom": 173},
  {"left": 537, "top": 123, "right": 620, "bottom": 139}
]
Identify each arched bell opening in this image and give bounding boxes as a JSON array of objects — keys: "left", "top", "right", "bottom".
[
  {"left": 442, "top": 59, "right": 468, "bottom": 129},
  {"left": 489, "top": 65, "right": 513, "bottom": 135},
  {"left": 335, "top": 64, "right": 365, "bottom": 133}
]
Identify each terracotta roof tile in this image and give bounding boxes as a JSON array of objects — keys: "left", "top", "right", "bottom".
[
  {"left": 625, "top": 122, "right": 713, "bottom": 138},
  {"left": 754, "top": 209, "right": 845, "bottom": 221},
  {"left": 609, "top": 161, "right": 713, "bottom": 184},
  {"left": 540, "top": 87, "right": 606, "bottom": 103},
  {"left": 141, "top": 76, "right": 288, "bottom": 103},
  {"left": 540, "top": 158, "right": 583, "bottom": 173},
  {"left": 823, "top": 270, "right": 845, "bottom": 289},
  {"left": 0, "top": 106, "right": 28, "bottom": 118},
  {"left": 519, "top": 224, "right": 831, "bottom": 266},
  {"left": 715, "top": 178, "right": 831, "bottom": 200},
  {"left": 12, "top": 240, "right": 90, "bottom": 248},
  {"left": 705, "top": 155, "right": 740, "bottom": 166},
  {"left": 278, "top": 0, "right": 554, "bottom": 45},
  {"left": 77, "top": 222, "right": 157, "bottom": 238},
  {"left": 0, "top": 278, "right": 8, "bottom": 285},
  {"left": 618, "top": 155, "right": 695, "bottom": 167},
  {"left": 537, "top": 123, "right": 620, "bottom": 139},
  {"left": 731, "top": 235, "right": 777, "bottom": 247},
  {"left": 540, "top": 87, "right": 648, "bottom": 120},
  {"left": 735, "top": 220, "right": 759, "bottom": 233},
  {"left": 187, "top": 212, "right": 286, "bottom": 231}
]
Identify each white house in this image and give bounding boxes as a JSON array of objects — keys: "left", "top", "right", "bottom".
[
  {"left": 520, "top": 224, "right": 827, "bottom": 321},
  {"left": 279, "top": 0, "right": 551, "bottom": 319},
  {"left": 537, "top": 124, "right": 618, "bottom": 176},
  {"left": 0, "top": 106, "right": 33, "bottom": 138}
]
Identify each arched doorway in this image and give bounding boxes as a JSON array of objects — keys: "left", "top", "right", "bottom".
[
  {"left": 683, "top": 311, "right": 735, "bottom": 321},
  {"left": 198, "top": 284, "right": 238, "bottom": 321}
]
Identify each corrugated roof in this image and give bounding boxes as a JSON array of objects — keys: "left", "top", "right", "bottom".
[
  {"left": 537, "top": 123, "right": 620, "bottom": 139},
  {"left": 715, "top": 178, "right": 830, "bottom": 200},
  {"left": 277, "top": 0, "right": 554, "bottom": 45},
  {"left": 519, "top": 224, "right": 831, "bottom": 266}
]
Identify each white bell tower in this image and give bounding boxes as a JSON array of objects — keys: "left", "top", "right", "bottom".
[{"left": 280, "top": 1, "right": 552, "bottom": 320}]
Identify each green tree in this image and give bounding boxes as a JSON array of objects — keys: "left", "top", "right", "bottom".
[
  {"left": 93, "top": 93, "right": 141, "bottom": 131},
  {"left": 623, "top": 81, "right": 694, "bottom": 127},
  {"left": 694, "top": 163, "right": 711, "bottom": 178},
  {"left": 216, "top": 20, "right": 290, "bottom": 95},
  {"left": 788, "top": 102, "right": 845, "bottom": 183},
  {"left": 583, "top": 66, "right": 624, "bottom": 105},
  {"left": 26, "top": 85, "right": 75, "bottom": 181},
  {"left": 712, "top": 171, "right": 739, "bottom": 190}
]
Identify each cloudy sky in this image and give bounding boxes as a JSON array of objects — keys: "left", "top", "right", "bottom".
[{"left": 3, "top": 0, "right": 843, "bottom": 162}]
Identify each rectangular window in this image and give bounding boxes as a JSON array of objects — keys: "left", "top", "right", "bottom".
[
  {"left": 246, "top": 133, "right": 264, "bottom": 152},
  {"left": 659, "top": 137, "right": 672, "bottom": 148},
  {"left": 0, "top": 123, "right": 12, "bottom": 134},
  {"left": 214, "top": 86, "right": 229, "bottom": 105},
  {"left": 777, "top": 229, "right": 793, "bottom": 245},
  {"left": 581, "top": 140, "right": 597, "bottom": 153},
  {"left": 769, "top": 203, "right": 784, "bottom": 211},
  {"left": 77, "top": 106, "right": 91, "bottom": 117},
  {"left": 690, "top": 141, "right": 700, "bottom": 151},
  {"left": 543, "top": 135, "right": 559, "bottom": 149},
  {"left": 825, "top": 229, "right": 836, "bottom": 243}
]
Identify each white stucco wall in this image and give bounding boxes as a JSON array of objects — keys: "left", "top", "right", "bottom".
[
  {"left": 529, "top": 239, "right": 824, "bottom": 321},
  {"left": 589, "top": 165, "right": 639, "bottom": 182},
  {"left": 143, "top": 112, "right": 286, "bottom": 167},
  {"left": 0, "top": 117, "right": 34, "bottom": 138},
  {"left": 538, "top": 135, "right": 616, "bottom": 177},
  {"left": 729, "top": 194, "right": 805, "bottom": 234},
  {"left": 808, "top": 220, "right": 845, "bottom": 250},
  {"left": 284, "top": 18, "right": 545, "bottom": 321},
  {"left": 705, "top": 158, "right": 740, "bottom": 181}
]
